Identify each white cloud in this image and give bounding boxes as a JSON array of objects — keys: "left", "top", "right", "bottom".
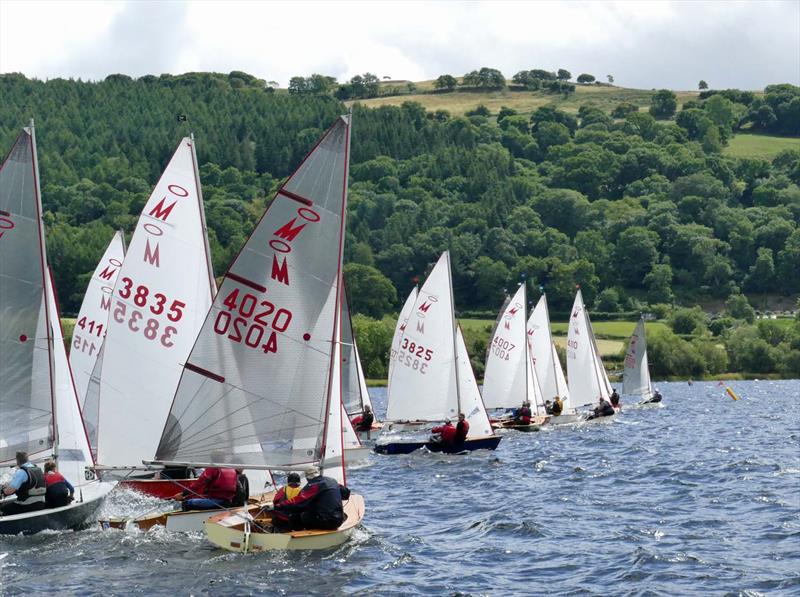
[{"left": 1, "top": 0, "right": 797, "bottom": 89}]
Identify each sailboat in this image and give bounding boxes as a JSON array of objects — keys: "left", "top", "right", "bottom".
[
  {"left": 527, "top": 294, "right": 581, "bottom": 424},
  {"left": 388, "top": 285, "right": 419, "bottom": 392},
  {"left": 623, "top": 318, "right": 661, "bottom": 405},
  {"left": 0, "top": 123, "right": 114, "bottom": 534},
  {"left": 566, "top": 288, "right": 614, "bottom": 421},
  {"left": 93, "top": 136, "right": 216, "bottom": 498},
  {"left": 70, "top": 230, "right": 126, "bottom": 406},
  {"left": 146, "top": 114, "right": 363, "bottom": 551},
  {"left": 376, "top": 252, "right": 501, "bottom": 454},
  {"left": 482, "top": 284, "right": 549, "bottom": 431}
]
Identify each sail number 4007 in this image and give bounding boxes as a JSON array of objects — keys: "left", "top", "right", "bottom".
[{"left": 213, "top": 288, "right": 292, "bottom": 354}]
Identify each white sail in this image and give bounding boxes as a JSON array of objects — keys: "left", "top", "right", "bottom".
[
  {"left": 354, "top": 343, "right": 373, "bottom": 412},
  {"left": 155, "top": 116, "right": 351, "bottom": 472},
  {"left": 341, "top": 289, "right": 371, "bottom": 417},
  {"left": 96, "top": 137, "right": 215, "bottom": 468},
  {"left": 566, "top": 289, "right": 611, "bottom": 410},
  {"left": 71, "top": 230, "right": 126, "bottom": 405},
  {"left": 623, "top": 318, "right": 653, "bottom": 399},
  {"left": 0, "top": 126, "right": 55, "bottom": 465},
  {"left": 386, "top": 253, "right": 458, "bottom": 422},
  {"left": 455, "top": 326, "right": 494, "bottom": 438},
  {"left": 527, "top": 294, "right": 571, "bottom": 409},
  {"left": 387, "top": 285, "right": 418, "bottom": 392},
  {"left": 46, "top": 270, "right": 94, "bottom": 487},
  {"left": 483, "top": 284, "right": 535, "bottom": 410}
]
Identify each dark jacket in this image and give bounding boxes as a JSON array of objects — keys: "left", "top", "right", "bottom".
[
  {"left": 276, "top": 476, "right": 350, "bottom": 525},
  {"left": 455, "top": 419, "right": 470, "bottom": 442},
  {"left": 356, "top": 410, "right": 374, "bottom": 431},
  {"left": 599, "top": 401, "right": 615, "bottom": 417},
  {"left": 515, "top": 406, "right": 532, "bottom": 424},
  {"left": 17, "top": 464, "right": 46, "bottom": 504},
  {"left": 551, "top": 399, "right": 563, "bottom": 416}
]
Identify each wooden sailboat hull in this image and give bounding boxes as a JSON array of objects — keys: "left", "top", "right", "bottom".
[
  {"left": 205, "top": 493, "right": 365, "bottom": 552},
  {"left": 0, "top": 482, "right": 114, "bottom": 535},
  {"left": 374, "top": 435, "right": 502, "bottom": 455},
  {"left": 492, "top": 415, "right": 550, "bottom": 432}
]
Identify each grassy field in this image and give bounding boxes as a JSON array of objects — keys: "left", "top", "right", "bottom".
[
  {"left": 351, "top": 82, "right": 700, "bottom": 117},
  {"left": 460, "top": 318, "right": 669, "bottom": 340},
  {"left": 723, "top": 133, "right": 800, "bottom": 159}
]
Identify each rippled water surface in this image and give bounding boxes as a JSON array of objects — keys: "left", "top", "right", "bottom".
[{"left": 1, "top": 380, "right": 799, "bottom": 596}]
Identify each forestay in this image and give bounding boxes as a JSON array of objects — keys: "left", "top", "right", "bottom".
[
  {"left": 97, "top": 137, "right": 215, "bottom": 468},
  {"left": 386, "top": 253, "right": 458, "bottom": 422},
  {"left": 0, "top": 126, "right": 54, "bottom": 466},
  {"left": 623, "top": 318, "right": 653, "bottom": 399},
  {"left": 71, "top": 231, "right": 125, "bottom": 405},
  {"left": 566, "top": 289, "right": 612, "bottom": 410},
  {"left": 156, "top": 116, "right": 351, "bottom": 471},
  {"left": 387, "top": 286, "right": 418, "bottom": 392},
  {"left": 527, "top": 294, "right": 571, "bottom": 408},
  {"left": 455, "top": 326, "right": 494, "bottom": 438}
]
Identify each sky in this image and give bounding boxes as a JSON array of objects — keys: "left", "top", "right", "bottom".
[{"left": 0, "top": 0, "right": 798, "bottom": 91}]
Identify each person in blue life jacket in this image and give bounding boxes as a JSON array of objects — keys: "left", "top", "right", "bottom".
[
  {"left": 0, "top": 452, "right": 47, "bottom": 516},
  {"left": 272, "top": 466, "right": 350, "bottom": 532}
]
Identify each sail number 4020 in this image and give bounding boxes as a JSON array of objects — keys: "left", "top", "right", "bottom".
[{"left": 214, "top": 288, "right": 293, "bottom": 354}]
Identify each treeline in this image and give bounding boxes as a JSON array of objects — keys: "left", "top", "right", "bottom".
[{"left": 0, "top": 72, "right": 798, "bottom": 330}]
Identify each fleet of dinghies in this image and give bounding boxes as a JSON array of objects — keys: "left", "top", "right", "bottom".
[{"left": 0, "top": 116, "right": 663, "bottom": 544}]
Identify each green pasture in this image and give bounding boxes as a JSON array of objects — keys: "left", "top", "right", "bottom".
[
  {"left": 723, "top": 133, "right": 800, "bottom": 159},
  {"left": 460, "top": 318, "right": 670, "bottom": 340}
]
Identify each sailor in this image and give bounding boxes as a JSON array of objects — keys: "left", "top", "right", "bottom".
[
  {"left": 455, "top": 412, "right": 470, "bottom": 442},
  {"left": 233, "top": 468, "right": 250, "bottom": 507},
  {"left": 430, "top": 418, "right": 457, "bottom": 444},
  {"left": 273, "top": 472, "right": 302, "bottom": 505},
  {"left": 609, "top": 388, "right": 621, "bottom": 408},
  {"left": 354, "top": 404, "right": 375, "bottom": 432},
  {"left": 176, "top": 451, "right": 238, "bottom": 511},
  {"left": 544, "top": 400, "right": 553, "bottom": 415},
  {"left": 272, "top": 466, "right": 350, "bottom": 532},
  {"left": 645, "top": 388, "right": 663, "bottom": 404},
  {"left": 551, "top": 396, "right": 564, "bottom": 416},
  {"left": 514, "top": 402, "right": 532, "bottom": 425},
  {"left": 0, "top": 452, "right": 47, "bottom": 516},
  {"left": 587, "top": 397, "right": 615, "bottom": 420},
  {"left": 44, "top": 460, "right": 75, "bottom": 508}
]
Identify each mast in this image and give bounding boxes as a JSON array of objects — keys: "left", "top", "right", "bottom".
[
  {"left": 521, "top": 283, "right": 529, "bottom": 404},
  {"left": 189, "top": 132, "right": 217, "bottom": 297},
  {"left": 446, "top": 251, "right": 461, "bottom": 413},
  {"left": 118, "top": 228, "right": 127, "bottom": 253},
  {"left": 29, "top": 119, "right": 59, "bottom": 457}
]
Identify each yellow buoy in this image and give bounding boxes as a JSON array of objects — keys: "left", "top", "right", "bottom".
[{"left": 726, "top": 387, "right": 740, "bottom": 401}]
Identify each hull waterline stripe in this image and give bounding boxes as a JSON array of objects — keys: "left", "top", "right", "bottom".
[
  {"left": 278, "top": 189, "right": 313, "bottom": 206},
  {"left": 185, "top": 363, "right": 225, "bottom": 383},
  {"left": 226, "top": 273, "right": 267, "bottom": 293}
]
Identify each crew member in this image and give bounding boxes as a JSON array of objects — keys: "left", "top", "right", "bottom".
[
  {"left": 544, "top": 400, "right": 553, "bottom": 415},
  {"left": 455, "top": 413, "right": 469, "bottom": 442},
  {"left": 273, "top": 467, "right": 350, "bottom": 532},
  {"left": 551, "top": 396, "right": 563, "bottom": 416},
  {"left": 609, "top": 389, "right": 621, "bottom": 408},
  {"left": 0, "top": 452, "right": 47, "bottom": 515},
  {"left": 515, "top": 402, "right": 532, "bottom": 425},
  {"left": 273, "top": 472, "right": 302, "bottom": 505},
  {"left": 587, "top": 397, "right": 615, "bottom": 420},
  {"left": 44, "top": 460, "right": 74, "bottom": 508},
  {"left": 645, "top": 388, "right": 663, "bottom": 404},
  {"left": 176, "top": 451, "right": 238, "bottom": 511},
  {"left": 354, "top": 405, "right": 374, "bottom": 432},
  {"left": 430, "top": 418, "right": 457, "bottom": 444}
]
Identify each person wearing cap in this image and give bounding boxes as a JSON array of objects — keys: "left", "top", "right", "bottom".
[
  {"left": 430, "top": 418, "right": 457, "bottom": 444},
  {"left": 551, "top": 396, "right": 564, "bottom": 416},
  {"left": 0, "top": 452, "right": 47, "bottom": 515},
  {"left": 514, "top": 402, "right": 532, "bottom": 425},
  {"left": 454, "top": 413, "right": 469, "bottom": 442},
  {"left": 272, "top": 467, "right": 350, "bottom": 532},
  {"left": 273, "top": 472, "right": 302, "bottom": 505}
]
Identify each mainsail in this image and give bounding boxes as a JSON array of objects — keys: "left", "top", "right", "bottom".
[
  {"left": 566, "top": 289, "right": 612, "bottom": 410},
  {"left": 341, "top": 288, "right": 371, "bottom": 416},
  {"left": 156, "top": 116, "right": 351, "bottom": 476},
  {"left": 527, "top": 294, "right": 571, "bottom": 408},
  {"left": 0, "top": 125, "right": 54, "bottom": 465},
  {"left": 70, "top": 230, "right": 126, "bottom": 405},
  {"left": 387, "top": 285, "right": 418, "bottom": 392},
  {"left": 455, "top": 326, "right": 494, "bottom": 437},
  {"left": 96, "top": 137, "right": 216, "bottom": 468},
  {"left": 482, "top": 284, "right": 544, "bottom": 412},
  {"left": 623, "top": 318, "right": 653, "bottom": 399}
]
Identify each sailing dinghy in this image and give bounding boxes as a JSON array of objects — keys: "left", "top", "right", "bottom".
[
  {"left": 93, "top": 136, "right": 216, "bottom": 498},
  {"left": 0, "top": 124, "right": 114, "bottom": 534},
  {"left": 623, "top": 318, "right": 661, "bottom": 406},
  {"left": 376, "top": 252, "right": 501, "bottom": 454},
  {"left": 527, "top": 294, "right": 581, "bottom": 424},
  {"left": 483, "top": 284, "right": 549, "bottom": 431},
  {"left": 566, "top": 289, "right": 615, "bottom": 423},
  {"left": 147, "top": 114, "right": 363, "bottom": 551}
]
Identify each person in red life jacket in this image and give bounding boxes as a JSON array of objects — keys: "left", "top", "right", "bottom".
[
  {"left": 353, "top": 404, "right": 374, "bottom": 432},
  {"left": 272, "top": 467, "right": 350, "bottom": 532},
  {"left": 43, "top": 460, "right": 74, "bottom": 508},
  {"left": 514, "top": 402, "right": 532, "bottom": 425},
  {"left": 455, "top": 412, "right": 469, "bottom": 442},
  {"left": 174, "top": 451, "right": 238, "bottom": 511},
  {"left": 272, "top": 472, "right": 302, "bottom": 506},
  {"left": 430, "top": 418, "right": 457, "bottom": 444}
]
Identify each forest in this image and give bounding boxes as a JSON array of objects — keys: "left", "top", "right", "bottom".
[{"left": 1, "top": 70, "right": 798, "bottom": 378}]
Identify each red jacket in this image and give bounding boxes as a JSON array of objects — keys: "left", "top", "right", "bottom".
[
  {"left": 191, "top": 467, "right": 237, "bottom": 501},
  {"left": 45, "top": 471, "right": 67, "bottom": 486},
  {"left": 432, "top": 422, "right": 457, "bottom": 443}
]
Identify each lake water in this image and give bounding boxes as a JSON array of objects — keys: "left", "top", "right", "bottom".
[{"left": 1, "top": 380, "right": 798, "bottom": 596}]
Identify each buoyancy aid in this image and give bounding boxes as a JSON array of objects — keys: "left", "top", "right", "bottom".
[
  {"left": 455, "top": 420, "right": 469, "bottom": 442},
  {"left": 17, "top": 464, "right": 46, "bottom": 504},
  {"left": 551, "top": 398, "right": 563, "bottom": 416},
  {"left": 200, "top": 468, "right": 238, "bottom": 502}
]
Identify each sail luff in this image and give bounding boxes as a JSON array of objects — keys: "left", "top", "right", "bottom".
[
  {"left": 446, "top": 252, "right": 461, "bottom": 414},
  {"left": 189, "top": 133, "right": 218, "bottom": 298}
]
